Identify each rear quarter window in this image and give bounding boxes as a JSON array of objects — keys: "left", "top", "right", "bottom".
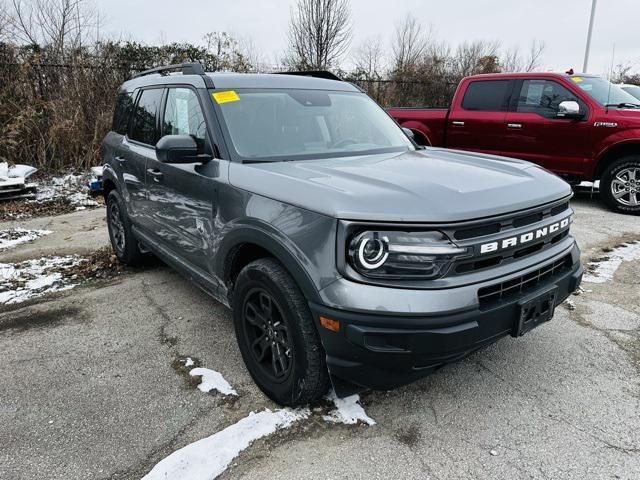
[
  {"left": 129, "top": 88, "right": 164, "bottom": 145},
  {"left": 461, "top": 80, "right": 510, "bottom": 111}
]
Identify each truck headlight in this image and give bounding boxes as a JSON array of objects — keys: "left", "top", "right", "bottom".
[{"left": 348, "top": 230, "right": 469, "bottom": 279}]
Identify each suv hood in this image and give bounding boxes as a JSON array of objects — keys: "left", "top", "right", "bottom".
[{"left": 228, "top": 148, "right": 571, "bottom": 223}]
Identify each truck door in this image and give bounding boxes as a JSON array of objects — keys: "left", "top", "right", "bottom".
[
  {"left": 502, "top": 79, "right": 591, "bottom": 176},
  {"left": 144, "top": 86, "right": 219, "bottom": 273},
  {"left": 446, "top": 79, "right": 512, "bottom": 156}
]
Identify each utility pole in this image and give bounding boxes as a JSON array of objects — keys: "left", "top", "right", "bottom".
[{"left": 583, "top": 0, "right": 597, "bottom": 72}]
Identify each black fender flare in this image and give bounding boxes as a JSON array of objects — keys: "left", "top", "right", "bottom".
[{"left": 215, "top": 224, "right": 322, "bottom": 304}]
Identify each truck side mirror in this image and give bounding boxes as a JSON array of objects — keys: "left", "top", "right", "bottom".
[
  {"left": 556, "top": 101, "right": 583, "bottom": 120},
  {"left": 156, "top": 135, "right": 210, "bottom": 164}
]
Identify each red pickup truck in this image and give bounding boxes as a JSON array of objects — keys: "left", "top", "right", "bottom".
[{"left": 388, "top": 72, "right": 640, "bottom": 215}]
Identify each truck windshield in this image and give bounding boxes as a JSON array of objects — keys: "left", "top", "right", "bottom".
[
  {"left": 213, "top": 89, "right": 414, "bottom": 162},
  {"left": 571, "top": 76, "right": 640, "bottom": 107}
]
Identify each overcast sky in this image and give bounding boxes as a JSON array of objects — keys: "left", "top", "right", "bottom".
[{"left": 97, "top": 0, "right": 638, "bottom": 75}]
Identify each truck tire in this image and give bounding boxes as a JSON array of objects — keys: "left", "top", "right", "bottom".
[
  {"left": 232, "top": 258, "right": 329, "bottom": 406},
  {"left": 600, "top": 155, "right": 640, "bottom": 215},
  {"left": 106, "top": 190, "right": 145, "bottom": 265}
]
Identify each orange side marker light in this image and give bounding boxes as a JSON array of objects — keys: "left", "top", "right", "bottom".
[{"left": 319, "top": 316, "right": 340, "bottom": 332}]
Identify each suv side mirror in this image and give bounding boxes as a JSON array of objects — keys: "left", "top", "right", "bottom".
[
  {"left": 557, "top": 101, "right": 582, "bottom": 120},
  {"left": 402, "top": 127, "right": 415, "bottom": 140},
  {"left": 156, "top": 135, "right": 210, "bottom": 163}
]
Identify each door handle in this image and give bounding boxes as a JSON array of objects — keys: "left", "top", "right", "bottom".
[
  {"left": 452, "top": 121, "right": 465, "bottom": 126},
  {"left": 507, "top": 123, "right": 523, "bottom": 129},
  {"left": 114, "top": 156, "right": 126, "bottom": 163},
  {"left": 146, "top": 168, "right": 164, "bottom": 182}
]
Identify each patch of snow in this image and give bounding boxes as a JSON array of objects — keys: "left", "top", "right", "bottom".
[
  {"left": 323, "top": 391, "right": 376, "bottom": 426},
  {"left": 583, "top": 241, "right": 640, "bottom": 284},
  {"left": 564, "top": 299, "right": 576, "bottom": 311},
  {"left": 142, "top": 408, "right": 309, "bottom": 480},
  {"left": 490, "top": 449, "right": 498, "bottom": 456},
  {"left": 34, "top": 173, "right": 98, "bottom": 207},
  {"left": 189, "top": 368, "right": 237, "bottom": 396},
  {"left": 0, "top": 256, "right": 83, "bottom": 304},
  {"left": 184, "top": 357, "right": 195, "bottom": 367},
  {"left": 0, "top": 228, "right": 51, "bottom": 251}
]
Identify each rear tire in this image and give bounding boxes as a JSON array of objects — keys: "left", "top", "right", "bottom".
[
  {"left": 600, "top": 156, "right": 640, "bottom": 215},
  {"left": 106, "top": 190, "right": 145, "bottom": 265},
  {"left": 232, "top": 258, "right": 329, "bottom": 406}
]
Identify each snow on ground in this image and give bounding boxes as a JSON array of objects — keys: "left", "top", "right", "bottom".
[
  {"left": 0, "top": 256, "right": 83, "bottom": 304},
  {"left": 323, "top": 391, "right": 376, "bottom": 426},
  {"left": 583, "top": 241, "right": 640, "bottom": 284},
  {"left": 0, "top": 228, "right": 51, "bottom": 251},
  {"left": 142, "top": 408, "right": 310, "bottom": 480},
  {"left": 35, "top": 174, "right": 98, "bottom": 208},
  {"left": 184, "top": 357, "right": 195, "bottom": 367},
  {"left": 189, "top": 368, "right": 238, "bottom": 396}
]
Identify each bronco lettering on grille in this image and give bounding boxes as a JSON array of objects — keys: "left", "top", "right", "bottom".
[{"left": 479, "top": 217, "right": 571, "bottom": 254}]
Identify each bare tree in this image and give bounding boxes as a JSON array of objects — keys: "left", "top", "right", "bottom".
[
  {"left": 391, "top": 15, "right": 428, "bottom": 71},
  {"left": 502, "top": 39, "right": 545, "bottom": 72},
  {"left": 286, "top": 0, "right": 352, "bottom": 70},
  {"left": 352, "top": 36, "right": 386, "bottom": 79},
  {"left": 8, "top": 0, "right": 99, "bottom": 54},
  {"left": 451, "top": 40, "right": 501, "bottom": 78}
]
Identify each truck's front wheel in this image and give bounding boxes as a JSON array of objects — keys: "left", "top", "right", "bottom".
[
  {"left": 601, "top": 155, "right": 640, "bottom": 215},
  {"left": 232, "top": 258, "right": 329, "bottom": 406}
]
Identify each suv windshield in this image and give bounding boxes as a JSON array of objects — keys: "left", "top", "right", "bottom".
[
  {"left": 213, "top": 89, "right": 414, "bottom": 162},
  {"left": 571, "top": 76, "right": 640, "bottom": 107}
]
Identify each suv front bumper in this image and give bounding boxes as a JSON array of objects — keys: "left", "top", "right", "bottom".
[{"left": 311, "top": 241, "right": 582, "bottom": 392}]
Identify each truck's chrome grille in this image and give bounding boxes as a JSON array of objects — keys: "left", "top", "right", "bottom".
[{"left": 477, "top": 254, "right": 572, "bottom": 308}]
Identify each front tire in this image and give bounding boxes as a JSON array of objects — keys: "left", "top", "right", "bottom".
[
  {"left": 600, "top": 156, "right": 640, "bottom": 215},
  {"left": 232, "top": 258, "right": 329, "bottom": 406},
  {"left": 106, "top": 190, "right": 145, "bottom": 265}
]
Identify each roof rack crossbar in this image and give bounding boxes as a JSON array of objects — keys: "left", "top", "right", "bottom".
[{"left": 132, "top": 62, "right": 214, "bottom": 87}]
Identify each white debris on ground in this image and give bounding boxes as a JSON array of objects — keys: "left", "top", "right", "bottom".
[
  {"left": 0, "top": 228, "right": 52, "bottom": 251},
  {"left": 0, "top": 162, "right": 38, "bottom": 201},
  {"left": 35, "top": 174, "right": 99, "bottom": 208},
  {"left": 564, "top": 299, "right": 576, "bottom": 311},
  {"left": 142, "top": 408, "right": 310, "bottom": 480},
  {"left": 189, "top": 367, "right": 238, "bottom": 396},
  {"left": 323, "top": 391, "right": 376, "bottom": 426},
  {"left": 583, "top": 241, "right": 640, "bottom": 284},
  {"left": 184, "top": 357, "right": 195, "bottom": 367},
  {"left": 0, "top": 256, "right": 83, "bottom": 305}
]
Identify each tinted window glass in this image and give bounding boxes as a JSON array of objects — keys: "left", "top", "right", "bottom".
[
  {"left": 162, "top": 88, "right": 206, "bottom": 150},
  {"left": 112, "top": 93, "right": 134, "bottom": 134},
  {"left": 462, "top": 80, "right": 510, "bottom": 111},
  {"left": 516, "top": 80, "right": 581, "bottom": 118},
  {"left": 129, "top": 88, "right": 163, "bottom": 145}
]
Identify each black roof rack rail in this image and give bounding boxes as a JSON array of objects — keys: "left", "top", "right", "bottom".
[
  {"left": 274, "top": 70, "right": 343, "bottom": 81},
  {"left": 132, "top": 62, "right": 214, "bottom": 87}
]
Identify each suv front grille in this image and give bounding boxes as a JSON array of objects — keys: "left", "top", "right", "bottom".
[{"left": 477, "top": 254, "right": 572, "bottom": 309}]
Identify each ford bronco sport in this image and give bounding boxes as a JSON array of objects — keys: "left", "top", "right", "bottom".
[{"left": 102, "top": 63, "right": 583, "bottom": 406}]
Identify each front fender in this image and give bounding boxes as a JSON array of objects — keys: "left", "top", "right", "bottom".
[{"left": 399, "top": 120, "right": 434, "bottom": 146}]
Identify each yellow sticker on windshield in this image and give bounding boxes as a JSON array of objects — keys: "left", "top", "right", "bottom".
[
  {"left": 571, "top": 76, "right": 583, "bottom": 83},
  {"left": 212, "top": 90, "right": 240, "bottom": 104}
]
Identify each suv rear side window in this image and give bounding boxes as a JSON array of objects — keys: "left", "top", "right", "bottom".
[
  {"left": 129, "top": 88, "right": 163, "bottom": 145},
  {"left": 162, "top": 88, "right": 207, "bottom": 151},
  {"left": 462, "top": 80, "right": 510, "bottom": 111},
  {"left": 112, "top": 93, "right": 134, "bottom": 134},
  {"left": 516, "top": 80, "right": 582, "bottom": 119}
]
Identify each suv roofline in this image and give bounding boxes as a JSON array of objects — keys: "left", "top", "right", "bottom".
[
  {"left": 464, "top": 72, "right": 601, "bottom": 81},
  {"left": 120, "top": 62, "right": 358, "bottom": 93}
]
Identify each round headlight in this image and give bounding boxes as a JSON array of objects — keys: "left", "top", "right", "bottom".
[{"left": 354, "top": 233, "right": 389, "bottom": 270}]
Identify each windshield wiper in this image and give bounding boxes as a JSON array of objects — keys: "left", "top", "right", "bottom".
[{"left": 604, "top": 102, "right": 640, "bottom": 109}]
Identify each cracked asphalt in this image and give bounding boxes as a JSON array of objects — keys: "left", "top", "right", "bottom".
[{"left": 1, "top": 192, "right": 639, "bottom": 480}]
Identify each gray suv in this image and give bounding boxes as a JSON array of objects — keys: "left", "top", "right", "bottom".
[{"left": 102, "top": 63, "right": 583, "bottom": 406}]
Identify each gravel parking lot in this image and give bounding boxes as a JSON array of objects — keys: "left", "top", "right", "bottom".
[{"left": 1, "top": 192, "right": 639, "bottom": 480}]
